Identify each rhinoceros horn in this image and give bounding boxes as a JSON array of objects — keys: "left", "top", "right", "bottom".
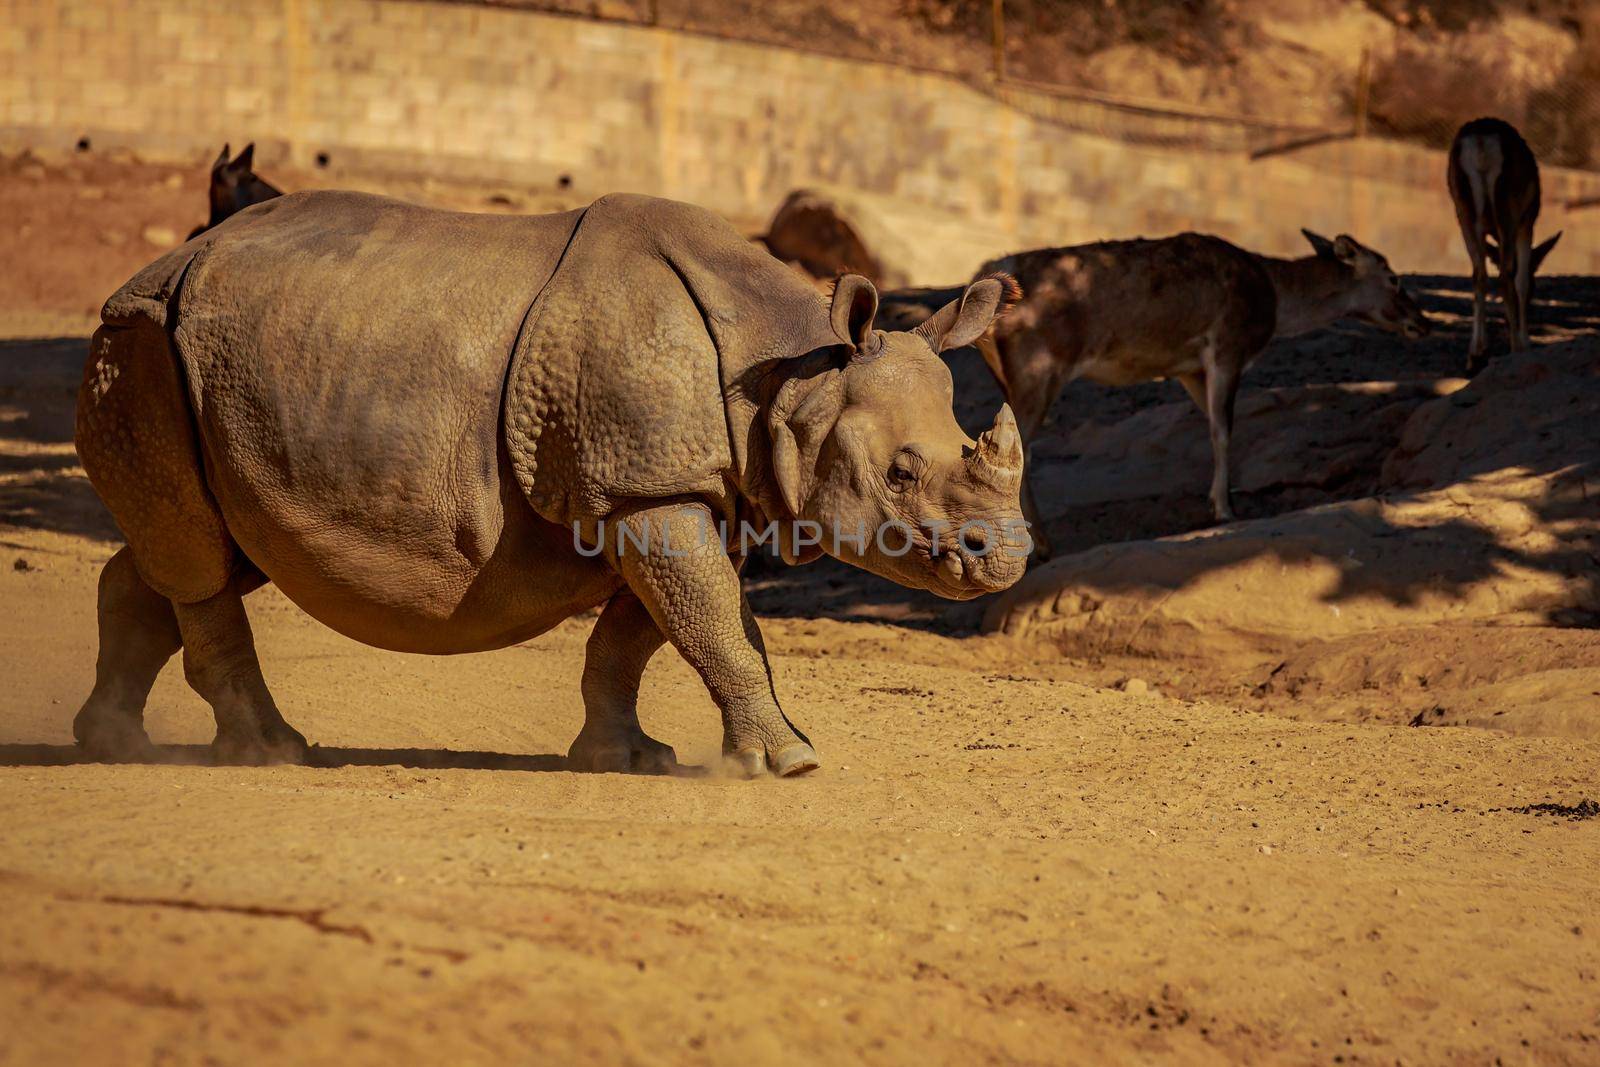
[{"left": 969, "top": 403, "right": 1023, "bottom": 489}]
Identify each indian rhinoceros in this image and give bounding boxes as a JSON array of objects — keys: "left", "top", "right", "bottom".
[{"left": 72, "top": 190, "right": 1028, "bottom": 776}]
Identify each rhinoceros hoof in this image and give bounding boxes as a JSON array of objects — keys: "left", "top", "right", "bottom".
[
  {"left": 74, "top": 710, "right": 157, "bottom": 764},
  {"left": 212, "top": 724, "right": 311, "bottom": 766},
  {"left": 728, "top": 742, "right": 820, "bottom": 779},
  {"left": 567, "top": 731, "right": 678, "bottom": 775}
]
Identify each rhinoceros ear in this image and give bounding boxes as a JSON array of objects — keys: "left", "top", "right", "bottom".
[
  {"left": 768, "top": 367, "right": 845, "bottom": 521},
  {"left": 914, "top": 273, "right": 1020, "bottom": 353},
  {"left": 829, "top": 273, "right": 880, "bottom": 358}
]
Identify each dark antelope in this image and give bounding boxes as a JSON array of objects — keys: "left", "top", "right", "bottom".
[
  {"left": 1447, "top": 117, "right": 1562, "bottom": 372},
  {"left": 883, "top": 230, "right": 1430, "bottom": 557},
  {"left": 186, "top": 142, "right": 282, "bottom": 239}
]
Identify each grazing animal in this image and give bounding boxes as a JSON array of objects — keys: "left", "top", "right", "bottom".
[
  {"left": 882, "top": 229, "right": 1429, "bottom": 557},
  {"left": 74, "top": 191, "right": 1026, "bottom": 777},
  {"left": 185, "top": 142, "right": 281, "bottom": 239},
  {"left": 1447, "top": 117, "right": 1562, "bottom": 371}
]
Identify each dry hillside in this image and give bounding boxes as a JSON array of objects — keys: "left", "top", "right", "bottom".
[{"left": 503, "top": 0, "right": 1600, "bottom": 166}]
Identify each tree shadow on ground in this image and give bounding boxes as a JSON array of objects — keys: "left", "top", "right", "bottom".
[
  {"left": 749, "top": 274, "right": 1600, "bottom": 634},
  {"left": 0, "top": 743, "right": 703, "bottom": 775},
  {"left": 5, "top": 280, "right": 1596, "bottom": 639},
  {"left": 0, "top": 335, "right": 120, "bottom": 541}
]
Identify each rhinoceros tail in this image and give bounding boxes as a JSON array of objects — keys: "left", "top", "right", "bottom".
[{"left": 79, "top": 246, "right": 239, "bottom": 603}]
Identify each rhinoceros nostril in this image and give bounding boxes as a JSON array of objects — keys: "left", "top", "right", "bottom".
[{"left": 960, "top": 525, "right": 988, "bottom": 554}]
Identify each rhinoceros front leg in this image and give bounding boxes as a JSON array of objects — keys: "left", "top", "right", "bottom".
[
  {"left": 566, "top": 592, "right": 678, "bottom": 774},
  {"left": 609, "top": 503, "right": 820, "bottom": 778}
]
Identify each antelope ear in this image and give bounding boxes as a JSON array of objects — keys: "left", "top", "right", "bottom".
[
  {"left": 913, "top": 273, "right": 1021, "bottom": 352},
  {"left": 1332, "top": 234, "right": 1363, "bottom": 263},
  {"left": 211, "top": 144, "right": 230, "bottom": 171},
  {"left": 231, "top": 143, "right": 256, "bottom": 172},
  {"left": 1301, "top": 228, "right": 1336, "bottom": 258},
  {"left": 829, "top": 273, "right": 879, "bottom": 356},
  {"left": 1531, "top": 232, "right": 1563, "bottom": 274}
]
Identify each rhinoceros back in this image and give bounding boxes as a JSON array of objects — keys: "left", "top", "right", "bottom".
[
  {"left": 134, "top": 191, "right": 583, "bottom": 623},
  {"left": 504, "top": 193, "right": 837, "bottom": 526}
]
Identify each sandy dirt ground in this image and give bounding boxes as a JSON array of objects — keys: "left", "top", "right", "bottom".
[{"left": 1, "top": 151, "right": 1598, "bottom": 1066}]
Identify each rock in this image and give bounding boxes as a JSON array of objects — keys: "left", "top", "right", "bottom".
[
  {"left": 1121, "top": 677, "right": 1149, "bottom": 696},
  {"left": 759, "top": 188, "right": 912, "bottom": 290},
  {"left": 141, "top": 224, "right": 178, "bottom": 246}
]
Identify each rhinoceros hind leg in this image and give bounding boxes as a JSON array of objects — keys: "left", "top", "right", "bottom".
[
  {"left": 73, "top": 547, "right": 181, "bottom": 762},
  {"left": 567, "top": 593, "right": 678, "bottom": 774},
  {"left": 77, "top": 318, "right": 237, "bottom": 605},
  {"left": 174, "top": 579, "right": 309, "bottom": 765}
]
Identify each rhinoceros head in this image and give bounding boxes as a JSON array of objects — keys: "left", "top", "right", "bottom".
[{"left": 766, "top": 274, "right": 1028, "bottom": 600}]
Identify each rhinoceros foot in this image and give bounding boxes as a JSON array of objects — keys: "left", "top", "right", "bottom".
[
  {"left": 726, "top": 740, "right": 820, "bottom": 779},
  {"left": 212, "top": 721, "right": 310, "bottom": 766},
  {"left": 567, "top": 726, "right": 678, "bottom": 775},
  {"left": 73, "top": 707, "right": 158, "bottom": 764}
]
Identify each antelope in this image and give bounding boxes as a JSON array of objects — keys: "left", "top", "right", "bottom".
[
  {"left": 185, "top": 143, "right": 282, "bottom": 239},
  {"left": 880, "top": 230, "right": 1430, "bottom": 558},
  {"left": 1447, "top": 117, "right": 1562, "bottom": 371}
]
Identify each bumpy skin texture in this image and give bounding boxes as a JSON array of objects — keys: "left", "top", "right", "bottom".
[{"left": 74, "top": 191, "right": 1024, "bottom": 773}]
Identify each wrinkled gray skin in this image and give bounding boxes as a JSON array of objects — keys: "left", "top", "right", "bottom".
[{"left": 74, "top": 191, "right": 1026, "bottom": 777}]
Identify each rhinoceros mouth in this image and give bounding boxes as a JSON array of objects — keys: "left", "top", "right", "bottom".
[{"left": 921, "top": 542, "right": 1026, "bottom": 600}]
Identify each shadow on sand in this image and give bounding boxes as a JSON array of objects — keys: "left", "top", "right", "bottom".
[
  {"left": 5, "top": 274, "right": 1597, "bottom": 640},
  {"left": 0, "top": 743, "right": 570, "bottom": 773},
  {"left": 0, "top": 743, "right": 718, "bottom": 776},
  {"left": 748, "top": 274, "right": 1600, "bottom": 633},
  {"left": 0, "top": 335, "right": 121, "bottom": 542}
]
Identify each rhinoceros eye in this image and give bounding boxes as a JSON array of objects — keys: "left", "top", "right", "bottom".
[{"left": 887, "top": 450, "right": 924, "bottom": 493}]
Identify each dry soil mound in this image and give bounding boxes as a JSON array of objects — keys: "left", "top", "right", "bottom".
[{"left": 984, "top": 337, "right": 1600, "bottom": 735}]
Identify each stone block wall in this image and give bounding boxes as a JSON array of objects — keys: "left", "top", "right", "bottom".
[{"left": 5, "top": 0, "right": 1598, "bottom": 279}]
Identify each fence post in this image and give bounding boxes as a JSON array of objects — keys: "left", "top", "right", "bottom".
[{"left": 992, "top": 0, "right": 1005, "bottom": 82}]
